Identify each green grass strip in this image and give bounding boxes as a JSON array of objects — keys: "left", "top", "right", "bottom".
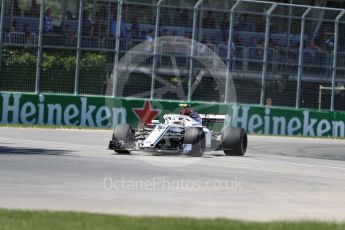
[{"left": 0, "top": 209, "right": 344, "bottom": 230}]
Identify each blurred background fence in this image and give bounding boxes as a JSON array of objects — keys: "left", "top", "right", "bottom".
[{"left": 1, "top": 0, "right": 345, "bottom": 111}]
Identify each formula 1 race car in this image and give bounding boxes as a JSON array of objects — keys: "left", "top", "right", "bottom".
[{"left": 108, "top": 113, "right": 247, "bottom": 157}]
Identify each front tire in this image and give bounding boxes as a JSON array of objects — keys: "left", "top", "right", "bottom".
[
  {"left": 112, "top": 124, "right": 135, "bottom": 154},
  {"left": 221, "top": 127, "right": 247, "bottom": 156},
  {"left": 183, "top": 127, "right": 206, "bottom": 157}
]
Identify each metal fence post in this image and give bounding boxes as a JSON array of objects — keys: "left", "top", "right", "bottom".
[
  {"left": 188, "top": 0, "right": 204, "bottom": 102},
  {"left": 224, "top": 0, "right": 241, "bottom": 103},
  {"left": 74, "top": 0, "right": 84, "bottom": 95},
  {"left": 295, "top": 7, "right": 311, "bottom": 109},
  {"left": 330, "top": 10, "right": 345, "bottom": 111},
  {"left": 112, "top": 0, "right": 123, "bottom": 97},
  {"left": 35, "top": 0, "right": 45, "bottom": 94},
  {"left": 260, "top": 3, "right": 277, "bottom": 106},
  {"left": 150, "top": 0, "right": 164, "bottom": 100},
  {"left": 0, "top": 0, "right": 5, "bottom": 74}
]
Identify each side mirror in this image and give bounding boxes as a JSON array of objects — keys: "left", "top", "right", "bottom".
[{"left": 151, "top": 120, "right": 160, "bottom": 126}]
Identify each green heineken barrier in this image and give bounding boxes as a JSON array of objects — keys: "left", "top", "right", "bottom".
[{"left": 0, "top": 93, "right": 344, "bottom": 138}]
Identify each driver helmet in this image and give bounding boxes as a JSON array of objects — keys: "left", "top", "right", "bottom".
[{"left": 180, "top": 108, "right": 192, "bottom": 117}]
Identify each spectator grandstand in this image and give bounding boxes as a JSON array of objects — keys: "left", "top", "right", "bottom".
[{"left": 1, "top": 0, "right": 345, "bottom": 111}]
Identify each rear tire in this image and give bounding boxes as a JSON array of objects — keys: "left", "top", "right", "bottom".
[
  {"left": 183, "top": 127, "right": 206, "bottom": 157},
  {"left": 222, "top": 127, "right": 247, "bottom": 156},
  {"left": 112, "top": 124, "right": 135, "bottom": 154}
]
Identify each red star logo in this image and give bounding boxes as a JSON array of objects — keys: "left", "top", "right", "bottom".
[{"left": 133, "top": 101, "right": 161, "bottom": 128}]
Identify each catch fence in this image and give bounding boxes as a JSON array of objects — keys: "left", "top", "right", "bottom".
[{"left": 1, "top": 0, "right": 345, "bottom": 111}]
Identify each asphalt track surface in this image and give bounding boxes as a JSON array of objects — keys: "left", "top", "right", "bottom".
[{"left": 0, "top": 127, "right": 345, "bottom": 221}]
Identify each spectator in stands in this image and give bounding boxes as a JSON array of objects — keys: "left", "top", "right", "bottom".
[
  {"left": 201, "top": 35, "right": 207, "bottom": 44},
  {"left": 131, "top": 17, "right": 140, "bottom": 39},
  {"left": 202, "top": 11, "right": 216, "bottom": 29},
  {"left": 236, "top": 14, "right": 248, "bottom": 31},
  {"left": 24, "top": 0, "right": 39, "bottom": 17},
  {"left": 184, "top": 31, "right": 191, "bottom": 39},
  {"left": 217, "top": 37, "right": 227, "bottom": 50},
  {"left": 160, "top": 11, "right": 171, "bottom": 26},
  {"left": 92, "top": 12, "right": 107, "bottom": 38},
  {"left": 305, "top": 40, "right": 322, "bottom": 65},
  {"left": 10, "top": 20, "right": 19, "bottom": 32},
  {"left": 144, "top": 29, "right": 154, "bottom": 52},
  {"left": 234, "top": 34, "right": 244, "bottom": 46},
  {"left": 23, "top": 23, "right": 34, "bottom": 45},
  {"left": 110, "top": 3, "right": 118, "bottom": 17},
  {"left": 217, "top": 36, "right": 236, "bottom": 54},
  {"left": 183, "top": 31, "right": 192, "bottom": 47},
  {"left": 322, "top": 35, "right": 334, "bottom": 76},
  {"left": 324, "top": 37, "right": 334, "bottom": 50},
  {"left": 145, "top": 29, "right": 154, "bottom": 41},
  {"left": 248, "top": 36, "right": 258, "bottom": 58},
  {"left": 124, "top": 26, "right": 132, "bottom": 47},
  {"left": 220, "top": 14, "right": 230, "bottom": 39},
  {"left": 270, "top": 38, "right": 280, "bottom": 49},
  {"left": 256, "top": 38, "right": 264, "bottom": 58},
  {"left": 177, "top": 9, "right": 190, "bottom": 27},
  {"left": 82, "top": 11, "right": 92, "bottom": 36},
  {"left": 218, "top": 37, "right": 236, "bottom": 70},
  {"left": 169, "top": 31, "right": 179, "bottom": 47},
  {"left": 64, "top": 24, "right": 77, "bottom": 44},
  {"left": 94, "top": 5, "right": 107, "bottom": 36},
  {"left": 161, "top": 29, "right": 169, "bottom": 37},
  {"left": 44, "top": 8, "right": 54, "bottom": 34},
  {"left": 322, "top": 26, "right": 333, "bottom": 49},
  {"left": 98, "top": 4, "right": 107, "bottom": 18},
  {"left": 211, "top": 36, "right": 217, "bottom": 46},
  {"left": 110, "top": 16, "right": 126, "bottom": 38},
  {"left": 13, "top": 0, "right": 21, "bottom": 16},
  {"left": 65, "top": 11, "right": 74, "bottom": 20},
  {"left": 265, "top": 98, "right": 273, "bottom": 108},
  {"left": 140, "top": 30, "right": 146, "bottom": 39},
  {"left": 200, "top": 35, "right": 212, "bottom": 54},
  {"left": 306, "top": 40, "right": 322, "bottom": 52}
]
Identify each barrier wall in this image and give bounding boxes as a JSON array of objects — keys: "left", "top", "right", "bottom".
[{"left": 1, "top": 93, "right": 344, "bottom": 138}]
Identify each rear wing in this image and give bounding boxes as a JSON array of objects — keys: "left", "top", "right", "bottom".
[{"left": 199, "top": 114, "right": 231, "bottom": 131}]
